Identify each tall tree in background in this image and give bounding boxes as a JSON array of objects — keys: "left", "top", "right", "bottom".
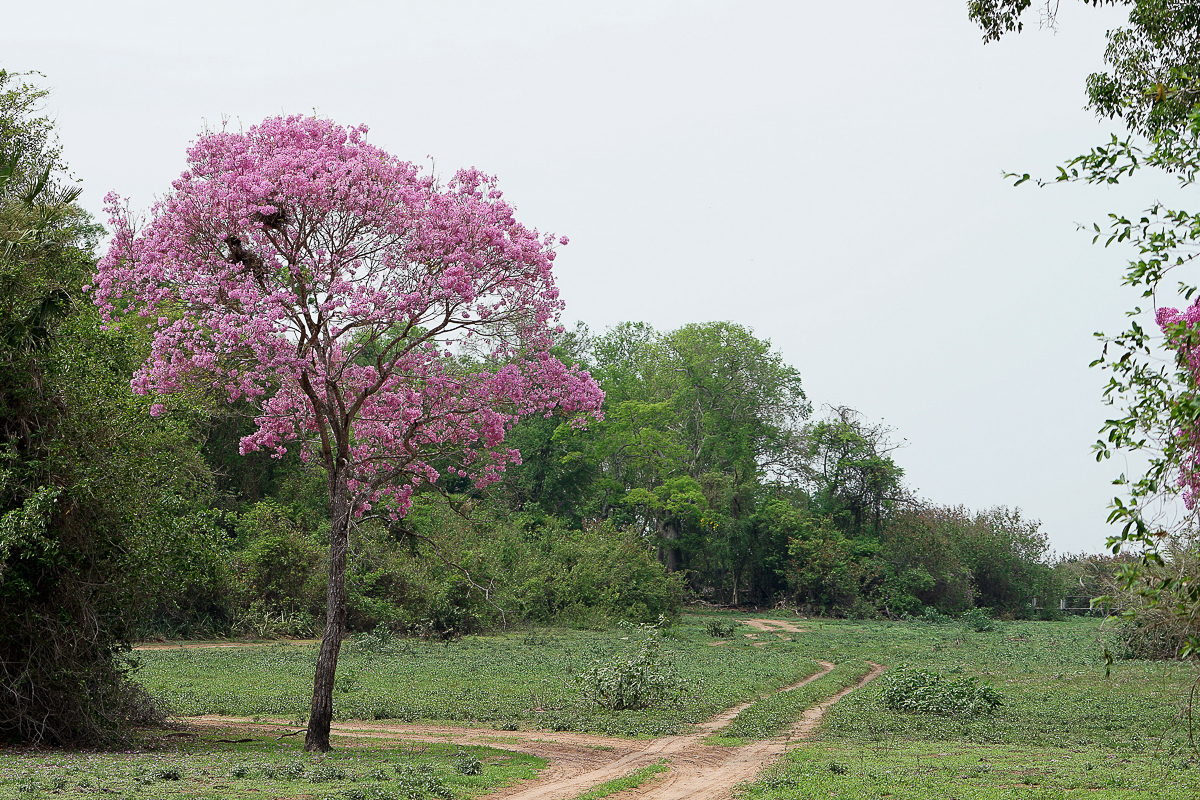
[
  {"left": 572, "top": 321, "right": 810, "bottom": 600},
  {"left": 94, "top": 116, "right": 603, "bottom": 751},
  {"left": 802, "top": 406, "right": 906, "bottom": 538}
]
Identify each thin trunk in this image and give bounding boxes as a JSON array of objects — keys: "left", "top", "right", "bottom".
[
  {"left": 305, "top": 466, "right": 351, "bottom": 752},
  {"left": 658, "top": 517, "right": 681, "bottom": 573}
]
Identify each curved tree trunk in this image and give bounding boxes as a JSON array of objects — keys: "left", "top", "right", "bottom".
[{"left": 305, "top": 467, "right": 351, "bottom": 752}]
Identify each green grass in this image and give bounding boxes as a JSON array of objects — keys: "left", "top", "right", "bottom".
[
  {"left": 714, "top": 660, "right": 874, "bottom": 742},
  {"left": 0, "top": 730, "right": 544, "bottom": 799},
  {"left": 732, "top": 614, "right": 1200, "bottom": 799},
  {"left": 10, "top": 613, "right": 1199, "bottom": 800},
  {"left": 132, "top": 619, "right": 823, "bottom": 737},
  {"left": 781, "top": 616, "right": 1198, "bottom": 751},
  {"left": 567, "top": 759, "right": 670, "bottom": 799},
  {"left": 741, "top": 740, "right": 1200, "bottom": 799}
]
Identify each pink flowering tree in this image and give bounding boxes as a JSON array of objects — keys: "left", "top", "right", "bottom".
[
  {"left": 1156, "top": 304, "right": 1200, "bottom": 509},
  {"left": 92, "top": 115, "right": 603, "bottom": 751}
]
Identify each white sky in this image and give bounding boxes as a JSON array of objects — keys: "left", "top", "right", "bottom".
[{"left": 4, "top": 0, "right": 1186, "bottom": 555}]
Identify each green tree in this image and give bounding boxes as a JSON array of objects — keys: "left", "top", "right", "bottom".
[
  {"left": 583, "top": 322, "right": 810, "bottom": 601},
  {"left": 0, "top": 70, "right": 212, "bottom": 744},
  {"left": 970, "top": 1, "right": 1200, "bottom": 653},
  {"left": 875, "top": 505, "right": 974, "bottom": 616},
  {"left": 802, "top": 406, "right": 906, "bottom": 538},
  {"left": 971, "top": 2, "right": 1200, "bottom": 137}
]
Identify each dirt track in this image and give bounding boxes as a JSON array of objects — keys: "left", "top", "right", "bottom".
[{"left": 187, "top": 618, "right": 886, "bottom": 800}]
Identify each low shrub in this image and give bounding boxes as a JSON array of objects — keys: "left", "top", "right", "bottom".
[
  {"left": 919, "top": 606, "right": 953, "bottom": 625},
  {"left": 394, "top": 764, "right": 451, "bottom": 799},
  {"left": 578, "top": 619, "right": 688, "bottom": 710},
  {"left": 879, "top": 667, "right": 1002, "bottom": 716},
  {"left": 960, "top": 607, "right": 996, "bottom": 632},
  {"left": 704, "top": 619, "right": 737, "bottom": 638},
  {"left": 453, "top": 748, "right": 483, "bottom": 775}
]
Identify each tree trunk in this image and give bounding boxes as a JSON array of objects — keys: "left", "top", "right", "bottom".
[
  {"left": 304, "top": 467, "right": 351, "bottom": 752},
  {"left": 657, "top": 518, "right": 681, "bottom": 572}
]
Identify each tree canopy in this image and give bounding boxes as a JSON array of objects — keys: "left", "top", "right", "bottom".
[
  {"left": 971, "top": 1, "right": 1200, "bottom": 136},
  {"left": 95, "top": 115, "right": 604, "bottom": 750}
]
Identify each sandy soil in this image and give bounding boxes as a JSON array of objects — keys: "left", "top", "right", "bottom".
[
  {"left": 739, "top": 618, "right": 807, "bottom": 634},
  {"left": 184, "top": 617, "right": 884, "bottom": 800}
]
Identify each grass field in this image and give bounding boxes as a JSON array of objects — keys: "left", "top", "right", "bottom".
[
  {"left": 0, "top": 735, "right": 544, "bottom": 799},
  {"left": 737, "top": 614, "right": 1200, "bottom": 799},
  {"left": 131, "top": 621, "right": 824, "bottom": 737},
  {"left": 2, "top": 613, "right": 1199, "bottom": 799}
]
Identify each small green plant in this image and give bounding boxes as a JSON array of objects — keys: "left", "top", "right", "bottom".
[
  {"left": 309, "top": 763, "right": 347, "bottom": 783},
  {"left": 880, "top": 667, "right": 1002, "bottom": 716},
  {"left": 454, "top": 747, "right": 483, "bottom": 775},
  {"left": 578, "top": 620, "right": 687, "bottom": 710},
  {"left": 395, "top": 764, "right": 451, "bottom": 799},
  {"left": 349, "top": 623, "right": 396, "bottom": 654},
  {"left": 704, "top": 619, "right": 737, "bottom": 637},
  {"left": 961, "top": 607, "right": 996, "bottom": 633},
  {"left": 335, "top": 669, "right": 359, "bottom": 694},
  {"left": 920, "top": 606, "right": 952, "bottom": 624},
  {"left": 760, "top": 773, "right": 801, "bottom": 790}
]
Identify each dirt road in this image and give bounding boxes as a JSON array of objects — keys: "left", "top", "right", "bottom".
[{"left": 190, "top": 619, "right": 886, "bottom": 800}]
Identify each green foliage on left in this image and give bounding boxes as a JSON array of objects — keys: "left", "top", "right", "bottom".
[{"left": 0, "top": 70, "right": 212, "bottom": 745}]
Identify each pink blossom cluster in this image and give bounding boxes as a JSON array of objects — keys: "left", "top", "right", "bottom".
[
  {"left": 1157, "top": 303, "right": 1200, "bottom": 507},
  {"left": 94, "top": 115, "right": 603, "bottom": 518}
]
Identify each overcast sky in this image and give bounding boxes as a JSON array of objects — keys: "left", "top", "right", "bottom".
[{"left": 5, "top": 0, "right": 1185, "bottom": 555}]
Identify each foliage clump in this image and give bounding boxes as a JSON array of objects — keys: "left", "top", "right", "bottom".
[
  {"left": 0, "top": 69, "right": 210, "bottom": 745},
  {"left": 578, "top": 619, "right": 688, "bottom": 710},
  {"left": 394, "top": 764, "right": 452, "bottom": 799},
  {"left": 704, "top": 619, "right": 737, "bottom": 637},
  {"left": 880, "top": 668, "right": 1002, "bottom": 716}
]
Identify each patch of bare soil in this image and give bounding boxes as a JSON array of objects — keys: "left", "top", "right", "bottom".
[
  {"left": 740, "top": 618, "right": 807, "bottom": 634},
  {"left": 189, "top": 620, "right": 884, "bottom": 800}
]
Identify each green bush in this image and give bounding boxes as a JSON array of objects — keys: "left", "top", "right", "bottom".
[
  {"left": 919, "top": 606, "right": 953, "bottom": 624},
  {"left": 394, "top": 764, "right": 451, "bottom": 799},
  {"left": 453, "top": 748, "right": 483, "bottom": 775},
  {"left": 704, "top": 619, "right": 737, "bottom": 637},
  {"left": 961, "top": 607, "right": 996, "bottom": 632},
  {"left": 578, "top": 620, "right": 688, "bottom": 710},
  {"left": 232, "top": 501, "right": 325, "bottom": 610},
  {"left": 880, "top": 667, "right": 1002, "bottom": 716}
]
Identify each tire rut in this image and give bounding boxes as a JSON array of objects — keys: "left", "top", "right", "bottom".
[{"left": 191, "top": 659, "right": 885, "bottom": 800}]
